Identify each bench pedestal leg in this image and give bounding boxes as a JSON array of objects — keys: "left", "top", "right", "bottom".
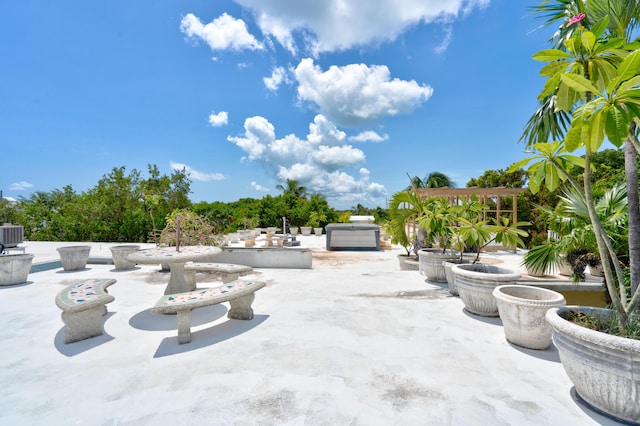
[
  {"left": 221, "top": 273, "right": 240, "bottom": 284},
  {"left": 228, "top": 293, "right": 255, "bottom": 320},
  {"left": 176, "top": 310, "right": 192, "bottom": 344},
  {"left": 61, "top": 306, "right": 106, "bottom": 343}
]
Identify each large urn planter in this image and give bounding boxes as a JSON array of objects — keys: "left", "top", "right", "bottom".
[
  {"left": 398, "top": 254, "right": 419, "bottom": 271},
  {"left": 418, "top": 249, "right": 459, "bottom": 282},
  {"left": 546, "top": 306, "right": 640, "bottom": 424},
  {"left": 452, "top": 263, "right": 520, "bottom": 317},
  {"left": 0, "top": 253, "right": 34, "bottom": 285},
  {"left": 442, "top": 258, "right": 473, "bottom": 296},
  {"left": 57, "top": 245, "right": 91, "bottom": 271},
  {"left": 493, "top": 285, "right": 566, "bottom": 350},
  {"left": 109, "top": 245, "right": 140, "bottom": 270}
]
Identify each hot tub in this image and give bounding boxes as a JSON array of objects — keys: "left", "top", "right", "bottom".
[{"left": 325, "top": 223, "right": 380, "bottom": 251}]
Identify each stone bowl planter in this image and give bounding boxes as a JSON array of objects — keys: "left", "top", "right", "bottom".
[
  {"left": 493, "top": 285, "right": 566, "bottom": 350},
  {"left": 442, "top": 258, "right": 473, "bottom": 296},
  {"left": 300, "top": 226, "right": 312, "bottom": 236},
  {"left": 398, "top": 254, "right": 419, "bottom": 271},
  {"left": 546, "top": 306, "right": 640, "bottom": 424},
  {"left": 418, "top": 249, "right": 459, "bottom": 282},
  {"left": 313, "top": 227, "right": 323, "bottom": 236},
  {"left": 109, "top": 245, "right": 140, "bottom": 270},
  {"left": 56, "top": 245, "right": 91, "bottom": 271},
  {"left": 0, "top": 253, "right": 34, "bottom": 285},
  {"left": 452, "top": 263, "right": 520, "bottom": 317}
]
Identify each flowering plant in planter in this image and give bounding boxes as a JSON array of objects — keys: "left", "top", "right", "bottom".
[{"left": 512, "top": 9, "right": 640, "bottom": 422}]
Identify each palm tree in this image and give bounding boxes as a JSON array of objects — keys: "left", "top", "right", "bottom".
[
  {"left": 276, "top": 179, "right": 308, "bottom": 199},
  {"left": 425, "top": 171, "right": 455, "bottom": 188},
  {"left": 527, "top": 0, "right": 640, "bottom": 304}
]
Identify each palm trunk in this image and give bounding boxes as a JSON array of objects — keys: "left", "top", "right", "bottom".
[{"left": 625, "top": 131, "right": 640, "bottom": 310}]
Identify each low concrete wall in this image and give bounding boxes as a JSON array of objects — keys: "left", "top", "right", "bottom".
[{"left": 216, "top": 246, "right": 312, "bottom": 269}]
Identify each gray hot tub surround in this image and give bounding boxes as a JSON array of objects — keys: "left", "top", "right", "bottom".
[{"left": 325, "top": 223, "right": 380, "bottom": 251}]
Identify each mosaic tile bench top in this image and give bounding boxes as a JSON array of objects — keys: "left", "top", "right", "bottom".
[
  {"left": 56, "top": 278, "right": 116, "bottom": 311},
  {"left": 155, "top": 280, "right": 265, "bottom": 308},
  {"left": 133, "top": 246, "right": 217, "bottom": 258},
  {"left": 185, "top": 262, "right": 253, "bottom": 273}
]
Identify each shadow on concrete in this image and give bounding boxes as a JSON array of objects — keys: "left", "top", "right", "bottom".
[
  {"left": 153, "top": 314, "right": 269, "bottom": 358},
  {"left": 129, "top": 304, "right": 228, "bottom": 331},
  {"left": 462, "top": 308, "right": 503, "bottom": 326},
  {"left": 54, "top": 312, "right": 116, "bottom": 357}
]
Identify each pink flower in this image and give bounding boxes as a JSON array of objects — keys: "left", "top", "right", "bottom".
[{"left": 568, "top": 13, "right": 586, "bottom": 25}]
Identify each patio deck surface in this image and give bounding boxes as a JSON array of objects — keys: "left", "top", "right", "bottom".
[{"left": 0, "top": 237, "right": 622, "bottom": 425}]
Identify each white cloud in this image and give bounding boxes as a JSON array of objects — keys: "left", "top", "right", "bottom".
[
  {"left": 434, "top": 26, "right": 453, "bottom": 54},
  {"left": 312, "top": 145, "right": 365, "bottom": 171},
  {"left": 170, "top": 162, "right": 225, "bottom": 182},
  {"left": 348, "top": 130, "right": 389, "bottom": 143},
  {"left": 263, "top": 66, "right": 290, "bottom": 91},
  {"left": 9, "top": 181, "right": 33, "bottom": 191},
  {"left": 295, "top": 58, "right": 433, "bottom": 126},
  {"left": 251, "top": 181, "right": 269, "bottom": 191},
  {"left": 208, "top": 111, "right": 229, "bottom": 127},
  {"left": 180, "top": 13, "right": 263, "bottom": 51},
  {"left": 234, "top": 0, "right": 489, "bottom": 54},
  {"left": 227, "top": 114, "right": 386, "bottom": 207},
  {"left": 227, "top": 116, "right": 274, "bottom": 160}
]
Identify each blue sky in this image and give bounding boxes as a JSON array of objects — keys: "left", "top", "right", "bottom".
[{"left": 1, "top": 0, "right": 557, "bottom": 209}]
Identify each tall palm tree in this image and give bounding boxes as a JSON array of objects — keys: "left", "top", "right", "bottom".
[
  {"left": 276, "top": 179, "right": 308, "bottom": 199},
  {"left": 527, "top": 0, "right": 640, "bottom": 301},
  {"left": 425, "top": 171, "right": 455, "bottom": 188}
]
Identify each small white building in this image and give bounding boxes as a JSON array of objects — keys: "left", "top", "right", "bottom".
[{"left": 349, "top": 215, "right": 375, "bottom": 224}]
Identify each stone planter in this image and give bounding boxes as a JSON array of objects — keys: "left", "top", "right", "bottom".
[
  {"left": 289, "top": 226, "right": 299, "bottom": 235},
  {"left": 0, "top": 253, "right": 34, "bottom": 285},
  {"left": 397, "top": 254, "right": 419, "bottom": 271},
  {"left": 546, "top": 306, "right": 640, "bottom": 424},
  {"left": 558, "top": 255, "right": 572, "bottom": 276},
  {"left": 300, "top": 226, "right": 312, "bottom": 236},
  {"left": 418, "top": 249, "right": 459, "bottom": 282},
  {"left": 589, "top": 262, "right": 604, "bottom": 277},
  {"left": 313, "top": 227, "right": 323, "bottom": 236},
  {"left": 57, "top": 245, "right": 91, "bottom": 271},
  {"left": 452, "top": 263, "right": 520, "bottom": 317},
  {"left": 442, "top": 258, "right": 472, "bottom": 296},
  {"left": 109, "top": 245, "right": 140, "bottom": 270},
  {"left": 493, "top": 285, "right": 566, "bottom": 350}
]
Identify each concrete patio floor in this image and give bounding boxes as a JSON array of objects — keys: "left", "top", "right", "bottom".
[{"left": 0, "top": 237, "right": 623, "bottom": 425}]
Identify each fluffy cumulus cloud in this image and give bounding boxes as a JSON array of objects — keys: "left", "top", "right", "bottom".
[
  {"left": 170, "top": 162, "right": 225, "bottom": 182},
  {"left": 295, "top": 59, "right": 433, "bottom": 126},
  {"left": 9, "top": 181, "right": 33, "bottom": 191},
  {"left": 234, "top": 0, "right": 489, "bottom": 54},
  {"left": 208, "top": 111, "right": 229, "bottom": 127},
  {"left": 180, "top": 13, "right": 263, "bottom": 51},
  {"left": 227, "top": 114, "right": 386, "bottom": 207},
  {"left": 348, "top": 130, "right": 389, "bottom": 143},
  {"left": 251, "top": 181, "right": 269, "bottom": 192},
  {"left": 263, "top": 66, "right": 291, "bottom": 91}
]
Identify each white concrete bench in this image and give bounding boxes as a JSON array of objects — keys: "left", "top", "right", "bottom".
[
  {"left": 151, "top": 280, "right": 266, "bottom": 344},
  {"left": 184, "top": 262, "right": 253, "bottom": 289},
  {"left": 55, "top": 278, "right": 116, "bottom": 343}
]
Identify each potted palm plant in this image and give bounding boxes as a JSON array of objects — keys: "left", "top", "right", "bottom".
[
  {"left": 514, "top": 13, "right": 640, "bottom": 422},
  {"left": 451, "top": 217, "right": 528, "bottom": 316},
  {"left": 417, "top": 198, "right": 460, "bottom": 282},
  {"left": 388, "top": 189, "right": 430, "bottom": 271}
]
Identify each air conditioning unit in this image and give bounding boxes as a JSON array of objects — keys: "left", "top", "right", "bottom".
[{"left": 0, "top": 224, "right": 24, "bottom": 248}]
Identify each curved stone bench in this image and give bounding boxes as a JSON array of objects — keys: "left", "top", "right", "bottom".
[
  {"left": 55, "top": 278, "right": 116, "bottom": 343},
  {"left": 184, "top": 262, "right": 254, "bottom": 290},
  {"left": 152, "top": 280, "right": 265, "bottom": 344}
]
